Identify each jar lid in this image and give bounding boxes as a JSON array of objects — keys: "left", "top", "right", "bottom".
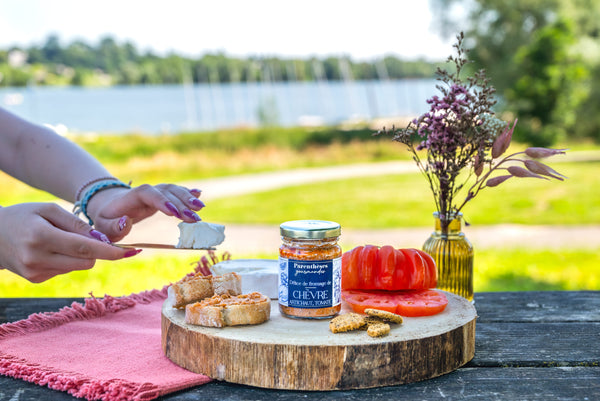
[{"left": 280, "top": 220, "right": 341, "bottom": 239}]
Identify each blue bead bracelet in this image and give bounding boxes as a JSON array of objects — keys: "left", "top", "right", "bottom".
[{"left": 73, "top": 180, "right": 131, "bottom": 226}]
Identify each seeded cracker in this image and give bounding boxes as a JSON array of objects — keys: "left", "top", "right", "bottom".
[
  {"left": 329, "top": 313, "right": 366, "bottom": 333},
  {"left": 367, "top": 322, "right": 391, "bottom": 337},
  {"left": 361, "top": 315, "right": 385, "bottom": 329},
  {"left": 365, "top": 308, "right": 404, "bottom": 324}
]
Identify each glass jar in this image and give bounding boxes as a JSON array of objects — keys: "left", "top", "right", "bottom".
[
  {"left": 278, "top": 220, "right": 342, "bottom": 319},
  {"left": 422, "top": 212, "right": 474, "bottom": 301}
]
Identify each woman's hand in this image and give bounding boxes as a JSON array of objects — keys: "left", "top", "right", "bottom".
[
  {"left": 85, "top": 183, "right": 204, "bottom": 242},
  {"left": 0, "top": 203, "right": 140, "bottom": 283}
]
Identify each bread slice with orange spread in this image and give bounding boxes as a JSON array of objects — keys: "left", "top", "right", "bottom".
[
  {"left": 185, "top": 292, "right": 271, "bottom": 327},
  {"left": 168, "top": 272, "right": 242, "bottom": 309}
]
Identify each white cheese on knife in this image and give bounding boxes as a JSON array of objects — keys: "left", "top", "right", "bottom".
[
  {"left": 176, "top": 222, "right": 225, "bottom": 249},
  {"left": 210, "top": 259, "right": 278, "bottom": 299}
]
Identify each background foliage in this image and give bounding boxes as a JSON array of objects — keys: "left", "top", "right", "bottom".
[
  {"left": 0, "top": 35, "right": 442, "bottom": 87},
  {"left": 430, "top": 0, "right": 600, "bottom": 144},
  {"left": 4, "top": 1, "right": 600, "bottom": 147}
]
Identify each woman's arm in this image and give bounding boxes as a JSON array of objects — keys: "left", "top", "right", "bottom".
[
  {"left": 0, "top": 107, "right": 111, "bottom": 203},
  {"left": 0, "top": 107, "right": 205, "bottom": 282},
  {"left": 0, "top": 107, "right": 203, "bottom": 235}
]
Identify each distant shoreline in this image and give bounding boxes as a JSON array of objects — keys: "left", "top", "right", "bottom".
[{"left": 1, "top": 80, "right": 436, "bottom": 134}]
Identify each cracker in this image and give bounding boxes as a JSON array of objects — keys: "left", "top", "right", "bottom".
[
  {"left": 329, "top": 313, "right": 367, "bottom": 333},
  {"left": 358, "top": 315, "right": 385, "bottom": 330},
  {"left": 365, "top": 308, "right": 404, "bottom": 324},
  {"left": 367, "top": 322, "right": 391, "bottom": 337}
]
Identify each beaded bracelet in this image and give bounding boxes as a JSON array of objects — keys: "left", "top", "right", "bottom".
[
  {"left": 75, "top": 176, "right": 118, "bottom": 201},
  {"left": 73, "top": 179, "right": 131, "bottom": 226}
]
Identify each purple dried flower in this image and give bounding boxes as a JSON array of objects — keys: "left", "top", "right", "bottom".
[
  {"left": 193, "top": 250, "right": 231, "bottom": 276},
  {"left": 507, "top": 165, "right": 548, "bottom": 180},
  {"left": 524, "top": 147, "right": 568, "bottom": 158},
  {"left": 524, "top": 160, "right": 566, "bottom": 181},
  {"left": 491, "top": 119, "right": 517, "bottom": 158},
  {"left": 486, "top": 175, "right": 512, "bottom": 187},
  {"left": 473, "top": 152, "right": 484, "bottom": 176}
]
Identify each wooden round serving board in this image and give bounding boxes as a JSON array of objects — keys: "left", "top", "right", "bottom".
[{"left": 161, "top": 292, "right": 477, "bottom": 391}]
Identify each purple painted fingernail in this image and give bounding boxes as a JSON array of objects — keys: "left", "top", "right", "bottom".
[
  {"left": 190, "top": 188, "right": 202, "bottom": 196},
  {"left": 118, "top": 216, "right": 127, "bottom": 231},
  {"left": 189, "top": 197, "right": 205, "bottom": 210},
  {"left": 90, "top": 229, "right": 111, "bottom": 244},
  {"left": 165, "top": 201, "right": 182, "bottom": 219},
  {"left": 124, "top": 249, "right": 142, "bottom": 258},
  {"left": 183, "top": 209, "right": 201, "bottom": 222}
]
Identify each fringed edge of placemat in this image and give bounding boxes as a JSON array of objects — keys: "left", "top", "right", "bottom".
[
  {"left": 0, "top": 287, "right": 175, "bottom": 400},
  {"left": 0, "top": 353, "right": 161, "bottom": 400},
  {"left": 0, "top": 287, "right": 168, "bottom": 339}
]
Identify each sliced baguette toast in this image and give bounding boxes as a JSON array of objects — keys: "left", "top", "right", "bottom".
[
  {"left": 185, "top": 292, "right": 271, "bottom": 327},
  {"left": 169, "top": 271, "right": 242, "bottom": 309}
]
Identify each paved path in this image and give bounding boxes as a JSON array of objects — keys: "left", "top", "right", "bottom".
[
  {"left": 180, "top": 161, "right": 419, "bottom": 201},
  {"left": 128, "top": 219, "right": 600, "bottom": 256},
  {"left": 175, "top": 149, "right": 596, "bottom": 202},
  {"left": 118, "top": 152, "right": 600, "bottom": 256}
]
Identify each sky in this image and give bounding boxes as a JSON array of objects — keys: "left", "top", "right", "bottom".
[{"left": 0, "top": 0, "right": 455, "bottom": 61}]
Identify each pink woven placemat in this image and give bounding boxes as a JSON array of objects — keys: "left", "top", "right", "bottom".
[{"left": 0, "top": 287, "right": 212, "bottom": 400}]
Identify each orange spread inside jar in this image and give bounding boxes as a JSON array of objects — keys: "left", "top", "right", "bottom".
[{"left": 278, "top": 220, "right": 342, "bottom": 319}]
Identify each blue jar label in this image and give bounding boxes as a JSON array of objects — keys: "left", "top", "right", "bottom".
[{"left": 278, "top": 257, "right": 341, "bottom": 308}]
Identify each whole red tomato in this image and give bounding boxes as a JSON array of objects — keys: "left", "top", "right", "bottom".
[{"left": 341, "top": 246, "right": 437, "bottom": 291}]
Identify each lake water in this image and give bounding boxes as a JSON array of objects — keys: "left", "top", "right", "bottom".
[{"left": 0, "top": 79, "right": 438, "bottom": 134}]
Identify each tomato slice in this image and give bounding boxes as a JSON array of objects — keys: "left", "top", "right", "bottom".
[
  {"left": 358, "top": 245, "right": 379, "bottom": 288},
  {"left": 390, "top": 290, "right": 448, "bottom": 317},
  {"left": 342, "top": 289, "right": 448, "bottom": 317},
  {"left": 416, "top": 249, "right": 438, "bottom": 288},
  {"left": 341, "top": 289, "right": 397, "bottom": 313}
]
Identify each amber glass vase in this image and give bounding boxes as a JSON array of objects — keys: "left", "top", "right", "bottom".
[{"left": 422, "top": 212, "right": 474, "bottom": 301}]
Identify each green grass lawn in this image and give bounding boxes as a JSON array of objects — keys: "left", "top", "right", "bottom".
[
  {"left": 0, "top": 254, "right": 205, "bottom": 297},
  {"left": 199, "top": 162, "right": 599, "bottom": 227},
  {"left": 1, "top": 247, "right": 597, "bottom": 297},
  {"left": 0, "top": 129, "right": 598, "bottom": 297}
]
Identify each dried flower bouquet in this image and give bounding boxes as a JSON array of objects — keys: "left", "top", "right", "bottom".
[{"left": 377, "top": 32, "right": 566, "bottom": 234}]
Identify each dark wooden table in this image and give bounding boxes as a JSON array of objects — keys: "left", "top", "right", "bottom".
[{"left": 1, "top": 291, "right": 598, "bottom": 400}]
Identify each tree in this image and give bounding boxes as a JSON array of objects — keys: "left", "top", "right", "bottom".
[
  {"left": 575, "top": 65, "right": 600, "bottom": 141},
  {"left": 96, "top": 36, "right": 125, "bottom": 73},
  {"left": 430, "top": 0, "right": 599, "bottom": 144},
  {"left": 63, "top": 41, "right": 96, "bottom": 69},
  {"left": 507, "top": 19, "right": 587, "bottom": 145},
  {"left": 41, "top": 34, "right": 62, "bottom": 64},
  {"left": 0, "top": 33, "right": 444, "bottom": 88}
]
